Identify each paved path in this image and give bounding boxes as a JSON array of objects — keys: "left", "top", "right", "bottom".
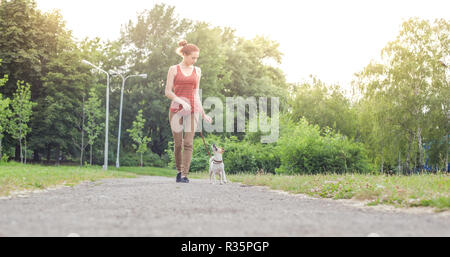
[{"left": 0, "top": 176, "right": 449, "bottom": 236}]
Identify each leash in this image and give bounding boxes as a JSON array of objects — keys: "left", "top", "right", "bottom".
[
  {"left": 200, "top": 131, "right": 223, "bottom": 164},
  {"left": 199, "top": 131, "right": 212, "bottom": 159}
]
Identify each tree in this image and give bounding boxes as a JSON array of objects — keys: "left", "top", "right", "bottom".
[
  {"left": 355, "top": 18, "right": 449, "bottom": 173},
  {"left": 289, "top": 76, "right": 357, "bottom": 139},
  {"left": 8, "top": 80, "right": 35, "bottom": 164},
  {"left": 84, "top": 88, "right": 104, "bottom": 165},
  {"left": 0, "top": 0, "right": 42, "bottom": 98},
  {"left": 119, "top": 3, "right": 192, "bottom": 157},
  {"left": 0, "top": 59, "right": 11, "bottom": 161},
  {"left": 119, "top": 4, "right": 289, "bottom": 157},
  {"left": 127, "top": 109, "right": 151, "bottom": 167}
]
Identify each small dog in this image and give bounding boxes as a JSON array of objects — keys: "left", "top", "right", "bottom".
[{"left": 209, "top": 144, "right": 227, "bottom": 185}]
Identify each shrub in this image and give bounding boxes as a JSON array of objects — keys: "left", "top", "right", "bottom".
[
  {"left": 166, "top": 134, "right": 281, "bottom": 174},
  {"left": 0, "top": 154, "right": 9, "bottom": 164},
  {"left": 276, "top": 117, "right": 370, "bottom": 174},
  {"left": 165, "top": 115, "right": 370, "bottom": 175}
]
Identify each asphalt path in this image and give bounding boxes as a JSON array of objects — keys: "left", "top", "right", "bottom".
[{"left": 0, "top": 176, "right": 449, "bottom": 236}]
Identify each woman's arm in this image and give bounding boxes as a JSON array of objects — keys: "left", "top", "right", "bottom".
[
  {"left": 194, "top": 67, "right": 205, "bottom": 118},
  {"left": 165, "top": 66, "right": 190, "bottom": 109}
]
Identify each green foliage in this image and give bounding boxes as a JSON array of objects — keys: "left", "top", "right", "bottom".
[
  {"left": 1, "top": 1, "right": 446, "bottom": 175},
  {"left": 354, "top": 18, "right": 449, "bottom": 173},
  {"left": 127, "top": 109, "right": 151, "bottom": 166},
  {"left": 84, "top": 87, "right": 104, "bottom": 164},
  {"left": 0, "top": 59, "right": 11, "bottom": 160},
  {"left": 195, "top": 134, "right": 280, "bottom": 174},
  {"left": 166, "top": 133, "right": 279, "bottom": 174},
  {"left": 166, "top": 114, "right": 369, "bottom": 175},
  {"left": 8, "top": 80, "right": 36, "bottom": 163},
  {"left": 0, "top": 154, "right": 9, "bottom": 163},
  {"left": 276, "top": 116, "right": 371, "bottom": 175},
  {"left": 288, "top": 77, "right": 357, "bottom": 139},
  {"left": 8, "top": 81, "right": 34, "bottom": 140}
]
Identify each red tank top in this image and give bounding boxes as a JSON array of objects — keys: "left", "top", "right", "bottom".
[{"left": 169, "top": 64, "right": 200, "bottom": 114}]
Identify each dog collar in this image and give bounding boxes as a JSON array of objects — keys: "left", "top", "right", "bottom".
[{"left": 213, "top": 159, "right": 223, "bottom": 164}]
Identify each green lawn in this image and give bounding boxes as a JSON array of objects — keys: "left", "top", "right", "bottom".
[
  {"left": 118, "top": 166, "right": 449, "bottom": 211},
  {"left": 0, "top": 162, "right": 136, "bottom": 197},
  {"left": 1, "top": 163, "right": 448, "bottom": 211},
  {"left": 228, "top": 172, "right": 450, "bottom": 211}
]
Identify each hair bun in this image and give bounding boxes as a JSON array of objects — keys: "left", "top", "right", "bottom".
[{"left": 178, "top": 40, "right": 188, "bottom": 47}]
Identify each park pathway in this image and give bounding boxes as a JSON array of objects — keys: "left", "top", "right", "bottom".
[{"left": 0, "top": 176, "right": 449, "bottom": 236}]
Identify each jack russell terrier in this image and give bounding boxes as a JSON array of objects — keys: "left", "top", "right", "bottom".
[{"left": 209, "top": 144, "right": 228, "bottom": 185}]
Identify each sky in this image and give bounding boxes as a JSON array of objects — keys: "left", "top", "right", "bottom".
[{"left": 35, "top": 0, "right": 449, "bottom": 94}]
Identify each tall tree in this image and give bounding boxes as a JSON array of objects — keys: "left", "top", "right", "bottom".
[{"left": 355, "top": 18, "right": 449, "bottom": 173}]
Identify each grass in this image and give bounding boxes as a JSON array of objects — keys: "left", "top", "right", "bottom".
[
  {"left": 1, "top": 162, "right": 449, "bottom": 211},
  {"left": 116, "top": 166, "right": 450, "bottom": 211},
  {"left": 227, "top": 172, "right": 450, "bottom": 212},
  {"left": 0, "top": 162, "right": 136, "bottom": 197}
]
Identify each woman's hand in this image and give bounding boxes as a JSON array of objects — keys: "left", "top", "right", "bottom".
[
  {"left": 181, "top": 102, "right": 191, "bottom": 112},
  {"left": 203, "top": 114, "right": 212, "bottom": 124}
]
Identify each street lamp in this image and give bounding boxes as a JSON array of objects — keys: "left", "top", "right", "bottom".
[
  {"left": 82, "top": 60, "right": 110, "bottom": 171},
  {"left": 110, "top": 71, "right": 147, "bottom": 168}
]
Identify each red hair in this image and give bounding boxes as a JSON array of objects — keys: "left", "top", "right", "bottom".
[{"left": 176, "top": 40, "right": 199, "bottom": 57}]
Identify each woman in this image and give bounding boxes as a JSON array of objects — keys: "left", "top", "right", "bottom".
[{"left": 165, "top": 40, "right": 212, "bottom": 183}]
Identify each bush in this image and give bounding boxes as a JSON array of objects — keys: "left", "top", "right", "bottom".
[
  {"left": 165, "top": 115, "right": 370, "bottom": 175},
  {"left": 166, "top": 133, "right": 281, "bottom": 174},
  {"left": 276, "top": 117, "right": 370, "bottom": 174},
  {"left": 0, "top": 154, "right": 9, "bottom": 164}
]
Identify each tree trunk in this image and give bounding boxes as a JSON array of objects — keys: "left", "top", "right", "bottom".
[
  {"left": 24, "top": 138, "right": 27, "bottom": 164},
  {"left": 56, "top": 144, "right": 60, "bottom": 166},
  {"left": 80, "top": 95, "right": 85, "bottom": 167},
  {"left": 140, "top": 152, "right": 143, "bottom": 167},
  {"left": 406, "top": 132, "right": 412, "bottom": 175},
  {"left": 15, "top": 144, "right": 20, "bottom": 162},
  {"left": 398, "top": 151, "right": 402, "bottom": 175},
  {"left": 46, "top": 144, "right": 51, "bottom": 163},
  {"left": 0, "top": 135, "right": 2, "bottom": 161},
  {"left": 19, "top": 125, "right": 23, "bottom": 164},
  {"left": 417, "top": 127, "right": 424, "bottom": 171},
  {"left": 446, "top": 134, "right": 449, "bottom": 173},
  {"left": 90, "top": 144, "right": 93, "bottom": 166},
  {"left": 33, "top": 151, "right": 39, "bottom": 163},
  {"left": 19, "top": 138, "right": 23, "bottom": 164},
  {"left": 381, "top": 149, "right": 384, "bottom": 173}
]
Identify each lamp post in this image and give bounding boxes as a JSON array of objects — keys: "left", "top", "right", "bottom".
[
  {"left": 110, "top": 71, "right": 147, "bottom": 168},
  {"left": 82, "top": 60, "right": 110, "bottom": 171}
]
